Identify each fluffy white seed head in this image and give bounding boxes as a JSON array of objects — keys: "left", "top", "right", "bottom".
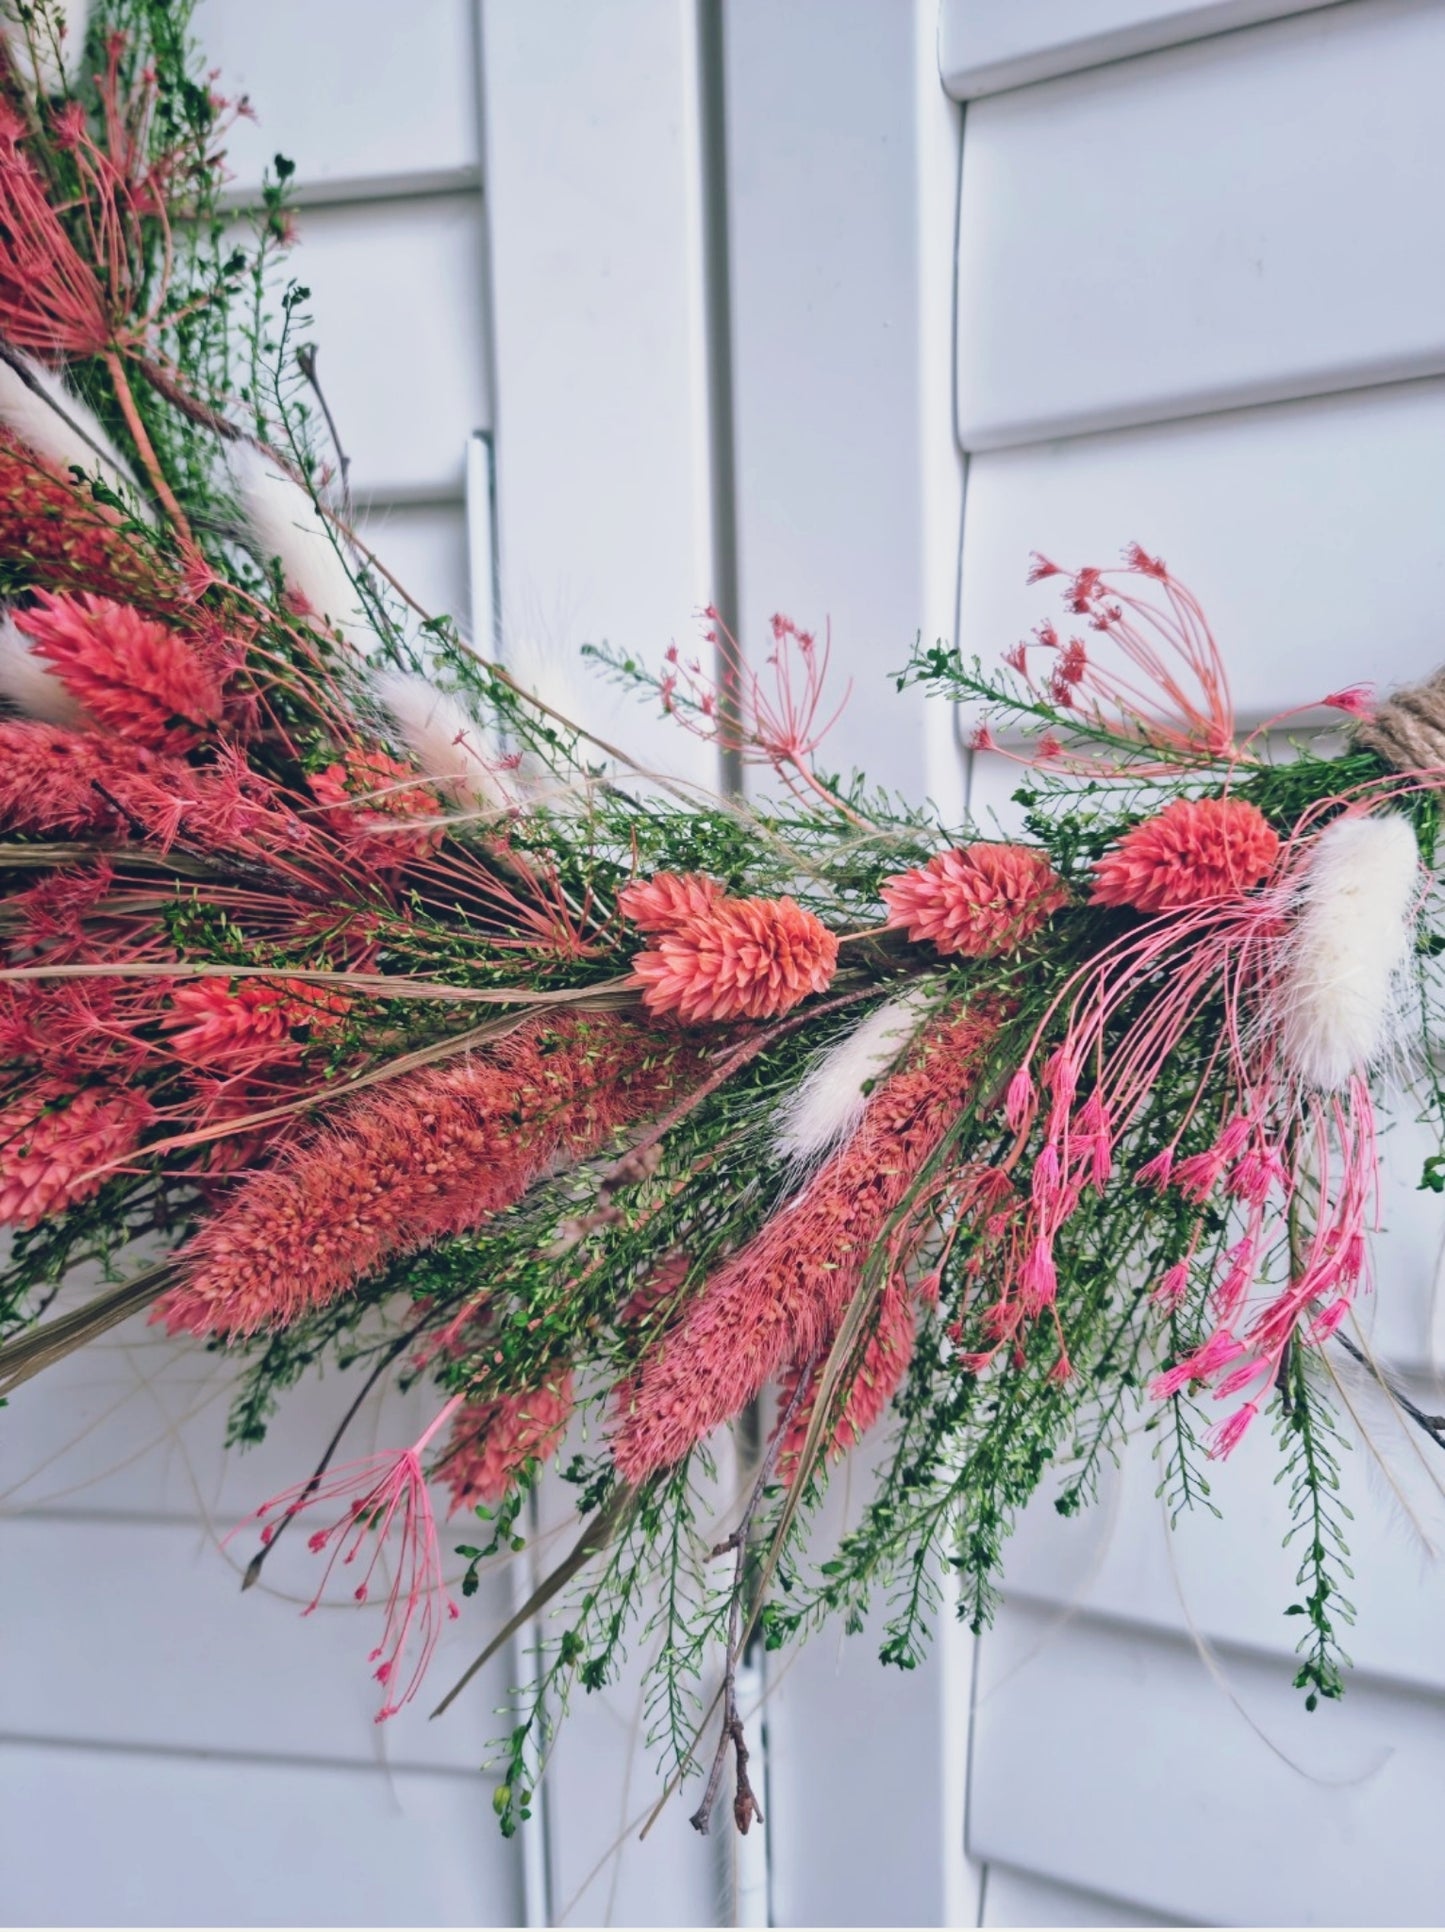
[
  {"left": 774, "top": 983, "right": 935, "bottom": 1168},
  {"left": 1277, "top": 812, "right": 1421, "bottom": 1091},
  {"left": 372, "top": 669, "right": 507, "bottom": 813},
  {"left": 0, "top": 609, "right": 82, "bottom": 723},
  {"left": 1, "top": 0, "right": 89, "bottom": 93},
  {"left": 0, "top": 353, "right": 142, "bottom": 508},
  {"left": 231, "top": 444, "right": 369, "bottom": 647}
]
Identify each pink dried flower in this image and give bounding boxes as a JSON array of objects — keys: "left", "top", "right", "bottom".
[
  {"left": 156, "top": 1017, "right": 703, "bottom": 1338},
  {"left": 1091, "top": 797, "right": 1279, "bottom": 913},
  {"left": 617, "top": 871, "right": 724, "bottom": 934},
  {"left": 17, "top": 592, "right": 223, "bottom": 752},
  {"left": 882, "top": 844, "right": 1066, "bottom": 957},
  {"left": 0, "top": 1080, "right": 151, "bottom": 1225},
  {"left": 775, "top": 1274, "right": 917, "bottom": 1473},
  {"left": 1322, "top": 686, "right": 1374, "bottom": 718},
  {"left": 439, "top": 1372, "right": 575, "bottom": 1512},
  {"left": 632, "top": 893, "right": 838, "bottom": 1024},
  {"left": 163, "top": 977, "right": 351, "bottom": 1069},
  {"left": 309, "top": 748, "right": 445, "bottom": 862}
]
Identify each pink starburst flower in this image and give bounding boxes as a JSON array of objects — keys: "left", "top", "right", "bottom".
[
  {"left": 0, "top": 718, "right": 165, "bottom": 836},
  {"left": 17, "top": 592, "right": 223, "bottom": 752},
  {"left": 882, "top": 843, "right": 1067, "bottom": 957},
  {"left": 1090, "top": 797, "right": 1279, "bottom": 913},
  {"left": 617, "top": 870, "right": 723, "bottom": 934},
  {"left": 240, "top": 1396, "right": 466, "bottom": 1721},
  {"left": 0, "top": 1080, "right": 152, "bottom": 1225},
  {"left": 632, "top": 893, "right": 838, "bottom": 1024},
  {"left": 439, "top": 1372, "right": 575, "bottom": 1512}
]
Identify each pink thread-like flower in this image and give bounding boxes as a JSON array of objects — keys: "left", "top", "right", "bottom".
[
  {"left": 882, "top": 844, "right": 1067, "bottom": 957},
  {"left": 17, "top": 592, "right": 223, "bottom": 752},
  {"left": 439, "top": 1372, "right": 575, "bottom": 1512},
  {"left": 0, "top": 1080, "right": 151, "bottom": 1225},
  {"left": 617, "top": 871, "right": 723, "bottom": 934},
  {"left": 156, "top": 1017, "right": 703, "bottom": 1338},
  {"left": 632, "top": 893, "right": 838, "bottom": 1024},
  {"left": 1090, "top": 797, "right": 1279, "bottom": 913},
  {"left": 239, "top": 1396, "right": 464, "bottom": 1721}
]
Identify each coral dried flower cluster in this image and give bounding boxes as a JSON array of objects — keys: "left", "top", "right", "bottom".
[{"left": 1, "top": 0, "right": 1442, "bottom": 1841}]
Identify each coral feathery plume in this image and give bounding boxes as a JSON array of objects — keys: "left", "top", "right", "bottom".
[
  {"left": 0, "top": 1080, "right": 151, "bottom": 1225},
  {"left": 1090, "top": 796, "right": 1279, "bottom": 913},
  {"left": 240, "top": 1395, "right": 467, "bottom": 1720},
  {"left": 439, "top": 1372, "right": 575, "bottom": 1512},
  {"left": 618, "top": 870, "right": 723, "bottom": 935},
  {"left": 611, "top": 1006, "right": 997, "bottom": 1480},
  {"left": 883, "top": 844, "right": 1066, "bottom": 956},
  {"left": 156, "top": 1016, "right": 704, "bottom": 1338},
  {"left": 17, "top": 591, "right": 223, "bottom": 751},
  {"left": 632, "top": 892, "right": 838, "bottom": 1024},
  {"left": 775, "top": 1272, "right": 920, "bottom": 1473}
]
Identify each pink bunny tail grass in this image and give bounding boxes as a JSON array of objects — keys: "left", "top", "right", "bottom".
[
  {"left": 775, "top": 1272, "right": 920, "bottom": 1476},
  {"left": 239, "top": 1396, "right": 465, "bottom": 1721},
  {"left": 156, "top": 1015, "right": 704, "bottom": 1339},
  {"left": 610, "top": 1006, "right": 997, "bottom": 1481},
  {"left": 438, "top": 1371, "right": 575, "bottom": 1512}
]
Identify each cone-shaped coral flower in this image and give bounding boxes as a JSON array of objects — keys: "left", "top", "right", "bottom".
[
  {"left": 882, "top": 844, "right": 1066, "bottom": 956},
  {"left": 1090, "top": 796, "right": 1279, "bottom": 912},
  {"left": 17, "top": 591, "right": 223, "bottom": 752},
  {"left": 156, "top": 1016, "right": 703, "bottom": 1338},
  {"left": 632, "top": 892, "right": 838, "bottom": 1024},
  {"left": 439, "top": 1371, "right": 575, "bottom": 1512},
  {"left": 0, "top": 1080, "right": 152, "bottom": 1225},
  {"left": 618, "top": 870, "right": 723, "bottom": 934},
  {"left": 164, "top": 978, "right": 351, "bottom": 1069}
]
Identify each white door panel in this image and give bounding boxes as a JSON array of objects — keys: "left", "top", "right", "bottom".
[
  {"left": 939, "top": 0, "right": 1339, "bottom": 98},
  {"left": 957, "top": 1, "right": 1445, "bottom": 450}
]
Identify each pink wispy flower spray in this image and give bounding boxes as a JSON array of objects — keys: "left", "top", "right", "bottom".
[{"left": 239, "top": 1394, "right": 468, "bottom": 1720}]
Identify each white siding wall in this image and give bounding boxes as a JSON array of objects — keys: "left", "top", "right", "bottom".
[
  {"left": 946, "top": 3, "right": 1445, "bottom": 1923},
  {"left": 0, "top": 7, "right": 524, "bottom": 1925}
]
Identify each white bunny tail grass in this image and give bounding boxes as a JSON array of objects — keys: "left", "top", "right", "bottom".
[
  {"left": 0, "top": 352, "right": 142, "bottom": 507},
  {"left": 1277, "top": 811, "right": 1422, "bottom": 1091},
  {"left": 1, "top": 0, "right": 89, "bottom": 94},
  {"left": 774, "top": 982, "right": 935, "bottom": 1169},
  {"left": 373, "top": 670, "right": 508, "bottom": 813},
  {"left": 231, "top": 445, "right": 369, "bottom": 648},
  {"left": 0, "top": 609, "right": 83, "bottom": 723}
]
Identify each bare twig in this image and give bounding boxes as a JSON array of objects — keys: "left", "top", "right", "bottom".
[
  {"left": 295, "top": 344, "right": 351, "bottom": 518},
  {"left": 1333, "top": 1331, "right": 1445, "bottom": 1447},
  {"left": 690, "top": 1349, "right": 818, "bottom": 1837}
]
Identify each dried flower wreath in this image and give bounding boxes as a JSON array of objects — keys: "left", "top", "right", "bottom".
[{"left": 3, "top": 0, "right": 1444, "bottom": 1840}]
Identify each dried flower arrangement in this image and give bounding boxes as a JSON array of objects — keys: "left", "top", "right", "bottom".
[{"left": 3, "top": 0, "right": 1445, "bottom": 1841}]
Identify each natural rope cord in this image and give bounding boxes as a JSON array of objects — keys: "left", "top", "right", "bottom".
[{"left": 1354, "top": 667, "right": 1445, "bottom": 773}]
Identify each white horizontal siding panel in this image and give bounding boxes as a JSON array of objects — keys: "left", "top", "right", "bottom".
[
  {"left": 194, "top": 0, "right": 478, "bottom": 196},
  {"left": 0, "top": 1514, "right": 516, "bottom": 1773},
  {"left": 971, "top": 1606, "right": 1445, "bottom": 1924},
  {"left": 957, "top": 377, "right": 1445, "bottom": 722},
  {"left": 356, "top": 500, "right": 471, "bottom": 631},
  {"left": 288, "top": 196, "right": 490, "bottom": 500},
  {"left": 0, "top": 1742, "right": 520, "bottom": 1927},
  {"left": 956, "top": 1, "right": 1445, "bottom": 451},
  {"left": 939, "top": 0, "right": 1338, "bottom": 99},
  {"left": 983, "top": 1861, "right": 1191, "bottom": 1927}
]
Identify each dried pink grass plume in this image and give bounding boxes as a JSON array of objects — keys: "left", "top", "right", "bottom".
[
  {"left": 439, "top": 1371, "right": 575, "bottom": 1512},
  {"left": 611, "top": 1006, "right": 997, "bottom": 1480},
  {"left": 1090, "top": 796, "right": 1279, "bottom": 912},
  {"left": 156, "top": 1016, "right": 702, "bottom": 1338},
  {"left": 632, "top": 892, "right": 838, "bottom": 1024},
  {"left": 883, "top": 843, "right": 1067, "bottom": 956}
]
